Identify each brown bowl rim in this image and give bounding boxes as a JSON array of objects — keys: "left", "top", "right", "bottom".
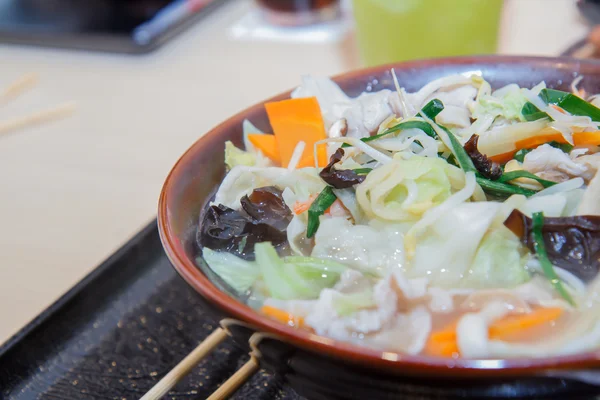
[{"left": 158, "top": 55, "right": 600, "bottom": 376}]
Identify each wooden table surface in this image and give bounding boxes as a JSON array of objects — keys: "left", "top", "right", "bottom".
[{"left": 0, "top": 0, "right": 589, "bottom": 344}]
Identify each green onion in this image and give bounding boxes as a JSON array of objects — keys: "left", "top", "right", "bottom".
[
  {"left": 341, "top": 99, "right": 444, "bottom": 148},
  {"left": 446, "top": 154, "right": 458, "bottom": 167},
  {"left": 340, "top": 121, "right": 435, "bottom": 148},
  {"left": 548, "top": 141, "right": 574, "bottom": 153},
  {"left": 307, "top": 186, "right": 337, "bottom": 238},
  {"left": 422, "top": 99, "right": 540, "bottom": 197},
  {"left": 370, "top": 121, "right": 437, "bottom": 141},
  {"left": 441, "top": 125, "right": 477, "bottom": 173},
  {"left": 513, "top": 148, "right": 532, "bottom": 163},
  {"left": 353, "top": 168, "right": 372, "bottom": 174},
  {"left": 420, "top": 98, "right": 444, "bottom": 119},
  {"left": 498, "top": 171, "right": 557, "bottom": 188},
  {"left": 521, "top": 102, "right": 551, "bottom": 121},
  {"left": 419, "top": 102, "right": 477, "bottom": 174},
  {"left": 539, "top": 88, "right": 570, "bottom": 104},
  {"left": 539, "top": 88, "right": 600, "bottom": 121},
  {"left": 475, "top": 177, "right": 537, "bottom": 197},
  {"left": 531, "top": 212, "right": 575, "bottom": 305}
]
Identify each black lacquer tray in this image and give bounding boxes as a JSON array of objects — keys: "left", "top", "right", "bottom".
[{"left": 0, "top": 220, "right": 303, "bottom": 399}]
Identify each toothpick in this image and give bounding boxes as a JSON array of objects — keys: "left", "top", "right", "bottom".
[{"left": 0, "top": 102, "right": 76, "bottom": 137}]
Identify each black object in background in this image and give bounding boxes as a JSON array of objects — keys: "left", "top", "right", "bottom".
[
  {"left": 578, "top": 0, "right": 600, "bottom": 24},
  {"left": 0, "top": 0, "right": 230, "bottom": 54},
  {"left": 0, "top": 220, "right": 303, "bottom": 399}
]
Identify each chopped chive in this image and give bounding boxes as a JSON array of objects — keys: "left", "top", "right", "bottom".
[
  {"left": 498, "top": 171, "right": 557, "bottom": 188},
  {"left": 475, "top": 177, "right": 537, "bottom": 197},
  {"left": 521, "top": 102, "right": 551, "bottom": 121},
  {"left": 548, "top": 141, "right": 574, "bottom": 154},
  {"left": 420, "top": 98, "right": 444, "bottom": 119},
  {"left": 539, "top": 88, "right": 600, "bottom": 121},
  {"left": 307, "top": 187, "right": 337, "bottom": 238},
  {"left": 531, "top": 212, "right": 575, "bottom": 305},
  {"left": 446, "top": 154, "right": 459, "bottom": 167},
  {"left": 539, "top": 88, "right": 570, "bottom": 104},
  {"left": 514, "top": 148, "right": 532, "bottom": 163},
  {"left": 353, "top": 168, "right": 372, "bottom": 174},
  {"left": 420, "top": 101, "right": 477, "bottom": 174},
  {"left": 340, "top": 121, "right": 435, "bottom": 148},
  {"left": 341, "top": 99, "right": 444, "bottom": 148}
]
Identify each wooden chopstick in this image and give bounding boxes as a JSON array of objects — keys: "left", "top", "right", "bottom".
[
  {"left": 206, "top": 357, "right": 260, "bottom": 400},
  {"left": 1, "top": 73, "right": 38, "bottom": 104},
  {"left": 140, "top": 328, "right": 229, "bottom": 400},
  {"left": 0, "top": 102, "right": 76, "bottom": 137}
]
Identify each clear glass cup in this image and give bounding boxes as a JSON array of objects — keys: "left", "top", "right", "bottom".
[
  {"left": 257, "top": 0, "right": 342, "bottom": 26},
  {"left": 352, "top": 0, "right": 504, "bottom": 66}
]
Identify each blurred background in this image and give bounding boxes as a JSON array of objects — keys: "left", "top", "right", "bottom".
[{"left": 0, "top": 0, "right": 596, "bottom": 344}]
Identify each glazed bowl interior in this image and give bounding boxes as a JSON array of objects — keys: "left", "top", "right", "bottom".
[{"left": 159, "top": 56, "right": 600, "bottom": 376}]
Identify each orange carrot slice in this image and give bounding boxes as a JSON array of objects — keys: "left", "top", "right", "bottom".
[
  {"left": 488, "top": 151, "right": 518, "bottom": 164},
  {"left": 513, "top": 133, "right": 565, "bottom": 152},
  {"left": 265, "top": 97, "right": 328, "bottom": 168},
  {"left": 248, "top": 133, "right": 281, "bottom": 164},
  {"left": 424, "top": 307, "right": 564, "bottom": 358},
  {"left": 296, "top": 146, "right": 328, "bottom": 168},
  {"left": 261, "top": 305, "right": 304, "bottom": 328},
  {"left": 424, "top": 337, "right": 460, "bottom": 358},
  {"left": 488, "top": 307, "right": 563, "bottom": 340},
  {"left": 485, "top": 129, "right": 600, "bottom": 164},
  {"left": 573, "top": 131, "right": 600, "bottom": 146}
]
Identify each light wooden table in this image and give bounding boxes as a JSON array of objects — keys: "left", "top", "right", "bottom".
[{"left": 0, "top": 0, "right": 589, "bottom": 344}]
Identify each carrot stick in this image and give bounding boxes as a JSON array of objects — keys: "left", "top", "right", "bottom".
[
  {"left": 488, "top": 307, "right": 563, "bottom": 340},
  {"left": 514, "top": 133, "right": 566, "bottom": 151},
  {"left": 489, "top": 151, "right": 518, "bottom": 164},
  {"left": 261, "top": 305, "right": 305, "bottom": 328},
  {"left": 293, "top": 194, "right": 318, "bottom": 215},
  {"left": 573, "top": 131, "right": 600, "bottom": 146},
  {"left": 424, "top": 337, "right": 460, "bottom": 358},
  {"left": 293, "top": 195, "right": 347, "bottom": 216},
  {"left": 424, "top": 307, "right": 564, "bottom": 357},
  {"left": 486, "top": 129, "right": 600, "bottom": 164}
]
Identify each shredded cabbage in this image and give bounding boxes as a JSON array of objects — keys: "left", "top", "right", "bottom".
[
  {"left": 311, "top": 217, "right": 406, "bottom": 277},
  {"left": 356, "top": 156, "right": 466, "bottom": 222},
  {"left": 407, "top": 201, "right": 501, "bottom": 286},
  {"left": 201, "top": 248, "right": 260, "bottom": 293},
  {"left": 224, "top": 141, "right": 256, "bottom": 169},
  {"left": 255, "top": 242, "right": 347, "bottom": 300},
  {"left": 464, "top": 227, "right": 530, "bottom": 288},
  {"left": 471, "top": 86, "right": 528, "bottom": 122}
]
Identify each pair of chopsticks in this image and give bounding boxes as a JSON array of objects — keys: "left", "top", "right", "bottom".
[
  {"left": 0, "top": 73, "right": 76, "bottom": 137},
  {"left": 140, "top": 326, "right": 261, "bottom": 400}
]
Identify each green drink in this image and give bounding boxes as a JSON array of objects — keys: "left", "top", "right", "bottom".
[{"left": 352, "top": 0, "right": 503, "bottom": 66}]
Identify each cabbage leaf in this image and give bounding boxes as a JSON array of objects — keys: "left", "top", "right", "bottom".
[
  {"left": 255, "top": 242, "right": 347, "bottom": 300},
  {"left": 464, "top": 226, "right": 529, "bottom": 288},
  {"left": 225, "top": 141, "right": 256, "bottom": 170},
  {"left": 472, "top": 87, "right": 528, "bottom": 122},
  {"left": 201, "top": 248, "right": 260, "bottom": 293},
  {"left": 356, "top": 156, "right": 467, "bottom": 222}
]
